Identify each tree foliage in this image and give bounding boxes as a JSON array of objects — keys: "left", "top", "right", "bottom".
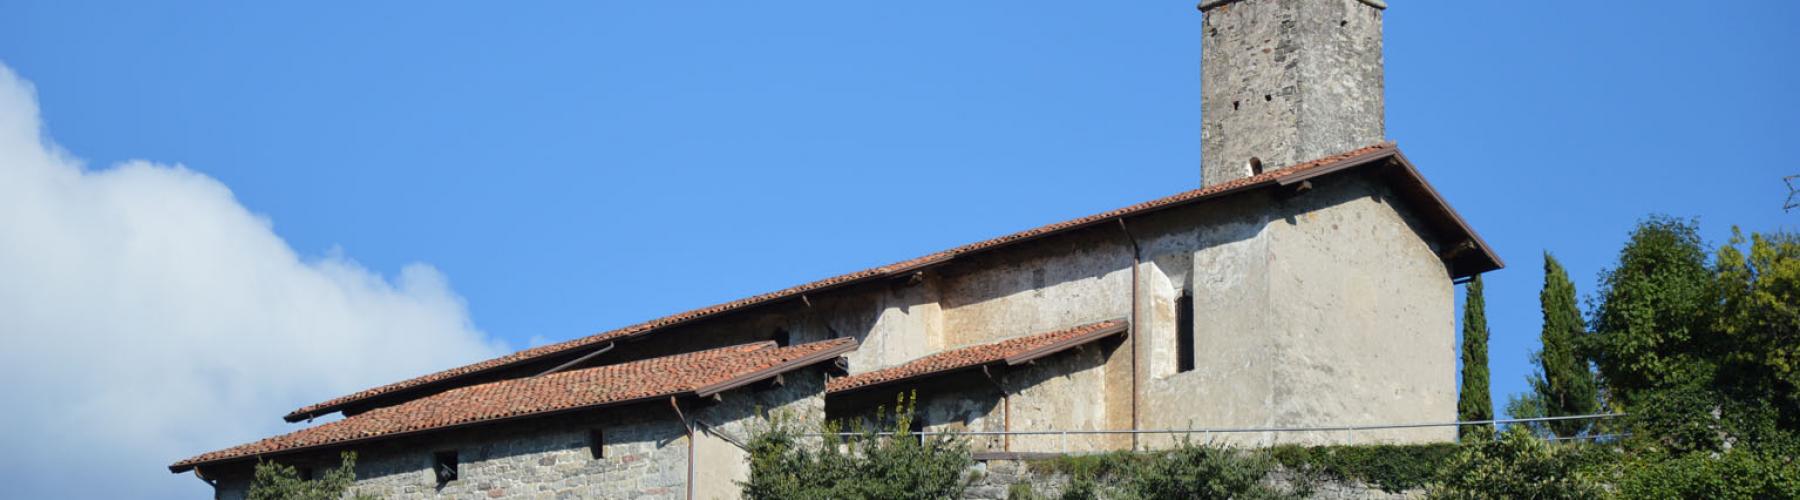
[
  {"left": 1586, "top": 216, "right": 1717, "bottom": 405},
  {"left": 1456, "top": 275, "right": 1493, "bottom": 441},
  {"left": 1711, "top": 229, "right": 1800, "bottom": 420},
  {"left": 1587, "top": 217, "right": 1800, "bottom": 447},
  {"left": 741, "top": 392, "right": 973, "bottom": 500},
  {"left": 1532, "top": 253, "right": 1600, "bottom": 437},
  {"left": 1611, "top": 446, "right": 1800, "bottom": 499},
  {"left": 1414, "top": 218, "right": 1800, "bottom": 499},
  {"left": 248, "top": 452, "right": 376, "bottom": 500}
]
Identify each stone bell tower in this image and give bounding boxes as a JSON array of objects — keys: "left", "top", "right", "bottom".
[{"left": 1199, "top": 0, "right": 1387, "bottom": 187}]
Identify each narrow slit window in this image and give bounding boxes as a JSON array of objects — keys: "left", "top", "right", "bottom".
[
  {"left": 1177, "top": 291, "right": 1195, "bottom": 373},
  {"left": 589, "top": 429, "right": 605, "bottom": 460},
  {"left": 433, "top": 450, "right": 459, "bottom": 484}
]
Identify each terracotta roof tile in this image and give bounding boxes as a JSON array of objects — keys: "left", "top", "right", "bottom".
[
  {"left": 176, "top": 338, "right": 856, "bottom": 472},
  {"left": 290, "top": 143, "right": 1461, "bottom": 421},
  {"left": 826, "top": 319, "right": 1128, "bottom": 394}
]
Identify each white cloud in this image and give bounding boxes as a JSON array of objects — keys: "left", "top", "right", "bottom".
[{"left": 0, "top": 63, "right": 507, "bottom": 499}]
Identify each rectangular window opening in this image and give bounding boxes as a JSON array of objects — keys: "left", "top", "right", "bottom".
[
  {"left": 589, "top": 429, "right": 605, "bottom": 460},
  {"left": 296, "top": 466, "right": 314, "bottom": 482},
  {"left": 432, "top": 450, "right": 459, "bottom": 484},
  {"left": 1177, "top": 291, "right": 1195, "bottom": 373}
]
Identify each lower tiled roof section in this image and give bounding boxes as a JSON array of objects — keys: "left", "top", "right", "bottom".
[
  {"left": 826, "top": 319, "right": 1128, "bottom": 394},
  {"left": 173, "top": 337, "right": 857, "bottom": 472},
  {"left": 291, "top": 142, "right": 1492, "bottom": 422}
]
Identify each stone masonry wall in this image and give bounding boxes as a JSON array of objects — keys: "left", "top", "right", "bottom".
[
  {"left": 1201, "top": 0, "right": 1385, "bottom": 186},
  {"left": 208, "top": 368, "right": 828, "bottom": 500},
  {"left": 211, "top": 409, "right": 688, "bottom": 500}
]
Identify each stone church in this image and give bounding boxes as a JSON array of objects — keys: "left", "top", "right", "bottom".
[{"left": 171, "top": 1, "right": 1501, "bottom": 498}]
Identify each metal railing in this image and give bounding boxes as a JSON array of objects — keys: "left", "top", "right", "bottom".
[{"left": 805, "top": 413, "right": 1625, "bottom": 453}]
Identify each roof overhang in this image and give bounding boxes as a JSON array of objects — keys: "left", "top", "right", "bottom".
[
  {"left": 285, "top": 142, "right": 1500, "bottom": 422},
  {"left": 826, "top": 320, "right": 1129, "bottom": 397},
  {"left": 175, "top": 339, "right": 857, "bottom": 473},
  {"left": 1269, "top": 146, "right": 1503, "bottom": 278}
]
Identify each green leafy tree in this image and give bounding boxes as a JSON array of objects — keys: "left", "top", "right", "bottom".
[
  {"left": 1587, "top": 218, "right": 1800, "bottom": 454},
  {"left": 1533, "top": 253, "right": 1600, "bottom": 437},
  {"left": 1586, "top": 216, "right": 1716, "bottom": 407},
  {"left": 1500, "top": 391, "right": 1552, "bottom": 438},
  {"left": 1712, "top": 228, "right": 1800, "bottom": 421},
  {"left": 1456, "top": 276, "right": 1493, "bottom": 441},
  {"left": 248, "top": 452, "right": 377, "bottom": 500}
]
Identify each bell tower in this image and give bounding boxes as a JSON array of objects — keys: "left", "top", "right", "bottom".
[{"left": 1199, "top": 0, "right": 1387, "bottom": 186}]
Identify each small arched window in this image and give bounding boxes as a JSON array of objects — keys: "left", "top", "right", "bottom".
[{"left": 1248, "top": 157, "right": 1265, "bottom": 176}]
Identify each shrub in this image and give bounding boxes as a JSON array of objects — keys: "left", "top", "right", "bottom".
[
  {"left": 1120, "top": 442, "right": 1287, "bottom": 500},
  {"left": 1267, "top": 443, "right": 1458, "bottom": 493},
  {"left": 1427, "top": 427, "right": 1606, "bottom": 499},
  {"left": 1006, "top": 482, "right": 1042, "bottom": 500},
  {"left": 1612, "top": 448, "right": 1800, "bottom": 499},
  {"left": 740, "top": 392, "right": 973, "bottom": 500},
  {"left": 1029, "top": 442, "right": 1290, "bottom": 500},
  {"left": 248, "top": 451, "right": 376, "bottom": 500}
]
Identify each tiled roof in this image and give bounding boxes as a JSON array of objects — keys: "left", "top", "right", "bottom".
[
  {"left": 290, "top": 142, "right": 1497, "bottom": 421},
  {"left": 826, "top": 319, "right": 1128, "bottom": 394},
  {"left": 175, "top": 338, "right": 856, "bottom": 472}
]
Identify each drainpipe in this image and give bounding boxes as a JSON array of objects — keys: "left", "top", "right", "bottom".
[
  {"left": 191, "top": 467, "right": 217, "bottom": 488},
  {"left": 670, "top": 396, "right": 693, "bottom": 500},
  {"left": 981, "top": 365, "right": 1010, "bottom": 452},
  {"left": 1116, "top": 218, "right": 1142, "bottom": 451}
]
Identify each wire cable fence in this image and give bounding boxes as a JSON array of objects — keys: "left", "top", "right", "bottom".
[{"left": 803, "top": 413, "right": 1626, "bottom": 453}]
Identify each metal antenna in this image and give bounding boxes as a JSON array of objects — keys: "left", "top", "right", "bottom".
[{"left": 1787, "top": 175, "right": 1800, "bottom": 211}]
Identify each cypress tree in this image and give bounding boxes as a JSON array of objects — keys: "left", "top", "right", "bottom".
[
  {"left": 1457, "top": 275, "right": 1493, "bottom": 441},
  {"left": 1535, "top": 253, "right": 1600, "bottom": 437}
]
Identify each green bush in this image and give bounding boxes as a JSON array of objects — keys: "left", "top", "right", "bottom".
[
  {"left": 740, "top": 392, "right": 973, "bottom": 500},
  {"left": 1426, "top": 427, "right": 1607, "bottom": 499},
  {"left": 248, "top": 451, "right": 377, "bottom": 500},
  {"left": 1006, "top": 482, "right": 1042, "bottom": 500},
  {"left": 1120, "top": 442, "right": 1286, "bottom": 500},
  {"left": 1267, "top": 443, "right": 1457, "bottom": 493},
  {"left": 1612, "top": 448, "right": 1800, "bottom": 499},
  {"left": 1028, "top": 442, "right": 1290, "bottom": 500},
  {"left": 1057, "top": 477, "right": 1101, "bottom": 500}
]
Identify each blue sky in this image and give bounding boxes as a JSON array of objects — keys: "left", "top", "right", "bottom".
[{"left": 2, "top": 1, "right": 1796, "bottom": 497}]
